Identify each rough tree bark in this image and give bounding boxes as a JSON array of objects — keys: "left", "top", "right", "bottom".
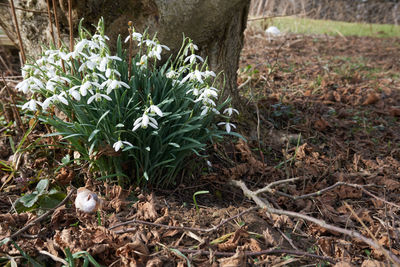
[{"left": 0, "top": 0, "right": 250, "bottom": 99}]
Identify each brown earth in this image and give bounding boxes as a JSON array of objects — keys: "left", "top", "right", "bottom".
[{"left": 0, "top": 28, "right": 400, "bottom": 266}]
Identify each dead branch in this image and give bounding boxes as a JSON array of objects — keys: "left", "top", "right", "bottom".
[
  {"left": 230, "top": 179, "right": 400, "bottom": 265},
  {"left": 8, "top": 189, "right": 75, "bottom": 241},
  {"left": 109, "top": 207, "right": 257, "bottom": 233},
  {"left": 169, "top": 247, "right": 336, "bottom": 263}
]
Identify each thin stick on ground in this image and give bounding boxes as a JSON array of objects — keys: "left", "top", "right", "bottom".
[
  {"left": 7, "top": 189, "right": 75, "bottom": 241},
  {"left": 8, "top": 0, "right": 26, "bottom": 64},
  {"left": 230, "top": 179, "right": 400, "bottom": 265},
  {"left": 109, "top": 207, "right": 256, "bottom": 233}
]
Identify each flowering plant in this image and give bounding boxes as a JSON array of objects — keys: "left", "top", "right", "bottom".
[{"left": 17, "top": 19, "right": 239, "bottom": 187}]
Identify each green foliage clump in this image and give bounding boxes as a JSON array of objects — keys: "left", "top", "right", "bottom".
[{"left": 17, "top": 19, "right": 239, "bottom": 187}]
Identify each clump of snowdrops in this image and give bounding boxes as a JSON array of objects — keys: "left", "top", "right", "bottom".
[{"left": 17, "top": 19, "right": 239, "bottom": 187}]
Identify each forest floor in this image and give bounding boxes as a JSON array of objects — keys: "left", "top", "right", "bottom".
[{"left": 1, "top": 27, "right": 400, "bottom": 266}]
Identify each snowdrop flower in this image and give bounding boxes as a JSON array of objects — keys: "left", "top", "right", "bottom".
[
  {"left": 40, "top": 92, "right": 68, "bottom": 110},
  {"left": 145, "top": 105, "right": 163, "bottom": 117},
  {"left": 87, "top": 92, "right": 112, "bottom": 104},
  {"left": 22, "top": 99, "right": 41, "bottom": 112},
  {"left": 148, "top": 43, "right": 170, "bottom": 60},
  {"left": 41, "top": 97, "right": 53, "bottom": 111},
  {"left": 113, "top": 140, "right": 133, "bottom": 152},
  {"left": 184, "top": 54, "right": 203, "bottom": 64},
  {"left": 132, "top": 112, "right": 158, "bottom": 131},
  {"left": 198, "top": 87, "right": 218, "bottom": 100},
  {"left": 186, "top": 87, "right": 200, "bottom": 96},
  {"left": 101, "top": 79, "right": 129, "bottom": 94},
  {"left": 69, "top": 87, "right": 81, "bottom": 101},
  {"left": 200, "top": 106, "right": 220, "bottom": 116},
  {"left": 46, "top": 76, "right": 71, "bottom": 92},
  {"left": 181, "top": 70, "right": 204, "bottom": 84},
  {"left": 75, "top": 187, "right": 101, "bottom": 213},
  {"left": 16, "top": 77, "right": 44, "bottom": 94},
  {"left": 136, "top": 55, "right": 148, "bottom": 68},
  {"left": 166, "top": 70, "right": 178, "bottom": 79},
  {"left": 218, "top": 122, "right": 236, "bottom": 133},
  {"left": 53, "top": 92, "right": 69, "bottom": 105},
  {"left": 204, "top": 70, "right": 216, "bottom": 78},
  {"left": 184, "top": 42, "right": 199, "bottom": 56},
  {"left": 78, "top": 57, "right": 97, "bottom": 72},
  {"left": 105, "top": 68, "right": 121, "bottom": 79},
  {"left": 124, "top": 32, "right": 142, "bottom": 43},
  {"left": 223, "top": 107, "right": 239, "bottom": 116},
  {"left": 70, "top": 77, "right": 100, "bottom": 97}
]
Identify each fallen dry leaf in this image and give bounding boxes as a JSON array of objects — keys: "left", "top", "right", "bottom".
[
  {"left": 218, "top": 247, "right": 246, "bottom": 267},
  {"left": 361, "top": 259, "right": 386, "bottom": 267}
]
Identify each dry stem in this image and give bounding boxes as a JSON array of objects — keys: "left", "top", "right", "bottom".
[
  {"left": 45, "top": 0, "right": 55, "bottom": 45},
  {"left": 9, "top": 0, "right": 26, "bottom": 64}
]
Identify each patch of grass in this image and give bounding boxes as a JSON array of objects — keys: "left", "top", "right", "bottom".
[{"left": 252, "top": 16, "right": 400, "bottom": 37}]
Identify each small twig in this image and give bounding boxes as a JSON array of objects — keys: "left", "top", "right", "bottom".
[
  {"left": 254, "top": 176, "right": 302, "bottom": 195},
  {"left": 39, "top": 250, "right": 68, "bottom": 265},
  {"left": 0, "top": 3, "right": 48, "bottom": 14},
  {"left": 109, "top": 207, "right": 256, "bottom": 233},
  {"left": 45, "top": 0, "right": 55, "bottom": 45},
  {"left": 169, "top": 247, "right": 336, "bottom": 263},
  {"left": 8, "top": 189, "right": 75, "bottom": 240},
  {"left": 277, "top": 228, "right": 298, "bottom": 250},
  {"left": 9, "top": 0, "right": 26, "bottom": 64},
  {"left": 238, "top": 76, "right": 251, "bottom": 90},
  {"left": 1, "top": 72, "right": 25, "bottom": 134},
  {"left": 230, "top": 179, "right": 400, "bottom": 265},
  {"left": 67, "top": 0, "right": 73, "bottom": 52}
]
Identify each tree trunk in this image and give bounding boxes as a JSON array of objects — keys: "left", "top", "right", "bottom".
[{"left": 0, "top": 0, "right": 250, "bottom": 98}]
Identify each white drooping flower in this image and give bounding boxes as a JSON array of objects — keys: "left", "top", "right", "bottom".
[
  {"left": 181, "top": 70, "right": 205, "bottom": 84},
  {"left": 217, "top": 122, "right": 236, "bottom": 133},
  {"left": 22, "top": 99, "right": 41, "bottom": 112},
  {"left": 124, "top": 32, "right": 143, "bottom": 43},
  {"left": 70, "top": 79, "right": 100, "bottom": 97},
  {"left": 113, "top": 140, "right": 134, "bottom": 152},
  {"left": 136, "top": 55, "right": 148, "bottom": 68},
  {"left": 200, "top": 106, "right": 220, "bottom": 116},
  {"left": 184, "top": 54, "right": 204, "bottom": 64},
  {"left": 132, "top": 112, "right": 158, "bottom": 131},
  {"left": 148, "top": 43, "right": 170, "bottom": 60},
  {"left": 166, "top": 70, "right": 178, "bottom": 79},
  {"left": 101, "top": 79, "right": 130, "bottom": 95},
  {"left": 87, "top": 92, "right": 112, "bottom": 104},
  {"left": 145, "top": 105, "right": 163, "bottom": 117},
  {"left": 75, "top": 187, "right": 101, "bottom": 213},
  {"left": 16, "top": 76, "right": 44, "bottom": 94},
  {"left": 223, "top": 107, "right": 239, "bottom": 116}
]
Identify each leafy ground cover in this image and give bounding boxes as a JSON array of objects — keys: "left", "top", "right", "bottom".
[{"left": 0, "top": 26, "right": 400, "bottom": 266}]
